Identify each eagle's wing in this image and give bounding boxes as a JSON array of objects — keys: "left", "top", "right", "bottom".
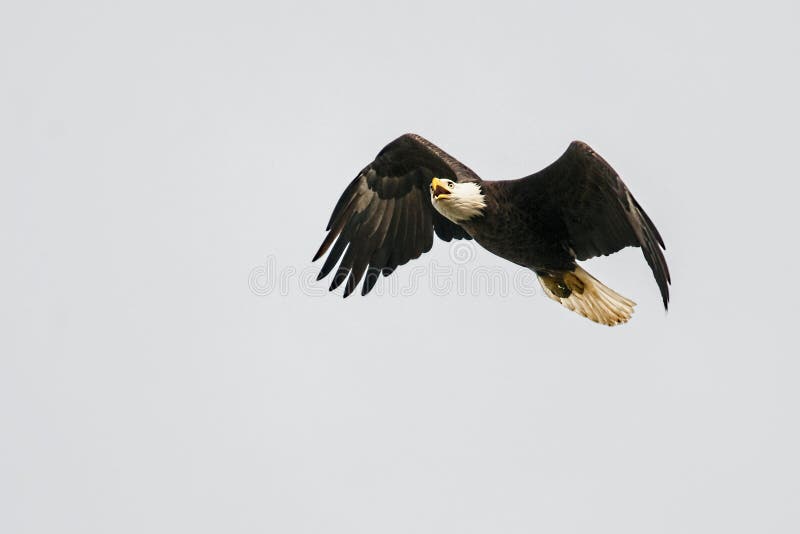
[
  {"left": 525, "top": 141, "right": 670, "bottom": 308},
  {"left": 313, "top": 134, "right": 475, "bottom": 297}
]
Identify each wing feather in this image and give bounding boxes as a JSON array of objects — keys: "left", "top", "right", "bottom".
[
  {"left": 523, "top": 141, "right": 671, "bottom": 307},
  {"left": 343, "top": 197, "right": 395, "bottom": 297},
  {"left": 313, "top": 134, "right": 477, "bottom": 296}
]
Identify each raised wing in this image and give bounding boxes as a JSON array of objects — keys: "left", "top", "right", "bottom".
[
  {"left": 313, "top": 134, "right": 477, "bottom": 297},
  {"left": 524, "top": 141, "right": 670, "bottom": 307}
]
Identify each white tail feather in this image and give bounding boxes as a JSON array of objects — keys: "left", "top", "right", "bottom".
[{"left": 538, "top": 266, "right": 636, "bottom": 326}]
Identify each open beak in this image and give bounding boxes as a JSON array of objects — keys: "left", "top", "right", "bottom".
[{"left": 431, "top": 177, "right": 451, "bottom": 199}]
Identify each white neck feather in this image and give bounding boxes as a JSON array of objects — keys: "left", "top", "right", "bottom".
[{"left": 432, "top": 182, "right": 486, "bottom": 223}]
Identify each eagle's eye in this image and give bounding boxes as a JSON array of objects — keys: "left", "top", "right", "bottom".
[{"left": 448, "top": 181, "right": 454, "bottom": 188}]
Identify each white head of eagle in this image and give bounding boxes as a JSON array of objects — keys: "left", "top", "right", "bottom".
[{"left": 429, "top": 177, "right": 486, "bottom": 223}]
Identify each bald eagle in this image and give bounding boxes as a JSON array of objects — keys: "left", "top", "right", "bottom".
[{"left": 313, "top": 134, "right": 670, "bottom": 326}]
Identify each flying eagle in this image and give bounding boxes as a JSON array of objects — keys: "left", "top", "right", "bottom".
[{"left": 312, "top": 134, "right": 670, "bottom": 326}]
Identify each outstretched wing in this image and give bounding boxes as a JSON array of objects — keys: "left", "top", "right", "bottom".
[
  {"left": 524, "top": 141, "right": 671, "bottom": 308},
  {"left": 313, "top": 134, "right": 476, "bottom": 297}
]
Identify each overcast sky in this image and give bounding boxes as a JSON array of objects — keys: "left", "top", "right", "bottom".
[{"left": 2, "top": 1, "right": 799, "bottom": 533}]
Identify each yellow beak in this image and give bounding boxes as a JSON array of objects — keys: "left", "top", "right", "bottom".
[{"left": 431, "top": 177, "right": 451, "bottom": 199}]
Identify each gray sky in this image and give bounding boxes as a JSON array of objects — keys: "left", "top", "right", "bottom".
[{"left": 2, "top": 1, "right": 799, "bottom": 533}]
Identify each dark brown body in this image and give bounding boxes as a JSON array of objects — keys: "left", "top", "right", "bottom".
[{"left": 460, "top": 180, "right": 576, "bottom": 273}]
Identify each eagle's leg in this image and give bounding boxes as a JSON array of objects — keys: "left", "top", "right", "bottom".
[
  {"left": 535, "top": 267, "right": 636, "bottom": 326},
  {"left": 536, "top": 270, "right": 584, "bottom": 299}
]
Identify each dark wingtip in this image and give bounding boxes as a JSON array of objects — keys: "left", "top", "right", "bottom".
[
  {"left": 312, "top": 238, "right": 329, "bottom": 262},
  {"left": 632, "top": 201, "right": 671, "bottom": 314},
  {"left": 361, "top": 269, "right": 380, "bottom": 296},
  {"left": 658, "top": 276, "right": 670, "bottom": 311},
  {"left": 343, "top": 274, "right": 356, "bottom": 298},
  {"left": 329, "top": 268, "right": 347, "bottom": 292}
]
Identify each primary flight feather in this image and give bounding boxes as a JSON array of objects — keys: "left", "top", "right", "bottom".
[{"left": 313, "top": 134, "right": 670, "bottom": 326}]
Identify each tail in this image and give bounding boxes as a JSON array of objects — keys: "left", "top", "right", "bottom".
[{"left": 537, "top": 266, "right": 636, "bottom": 326}]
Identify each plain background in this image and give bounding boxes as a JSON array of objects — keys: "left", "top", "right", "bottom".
[{"left": 2, "top": 1, "right": 799, "bottom": 532}]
